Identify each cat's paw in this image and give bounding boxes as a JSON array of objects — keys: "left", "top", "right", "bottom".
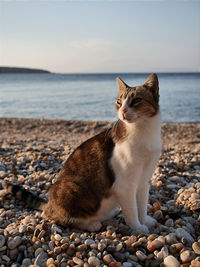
[
  {"left": 132, "top": 224, "right": 149, "bottom": 235},
  {"left": 87, "top": 221, "right": 102, "bottom": 232},
  {"left": 145, "top": 215, "right": 157, "bottom": 228}
]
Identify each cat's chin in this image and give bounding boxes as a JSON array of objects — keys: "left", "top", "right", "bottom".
[{"left": 120, "top": 117, "right": 139, "bottom": 124}]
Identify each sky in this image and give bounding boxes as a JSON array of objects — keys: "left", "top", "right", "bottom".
[{"left": 0, "top": 1, "right": 200, "bottom": 73}]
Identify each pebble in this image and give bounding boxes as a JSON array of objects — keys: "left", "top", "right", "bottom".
[
  {"left": 175, "top": 228, "right": 195, "bottom": 246},
  {"left": 8, "top": 248, "right": 18, "bottom": 260},
  {"left": 192, "top": 242, "right": 200, "bottom": 255},
  {"left": 7, "top": 236, "right": 22, "bottom": 249},
  {"left": 85, "top": 238, "right": 95, "bottom": 245},
  {"left": 164, "top": 255, "right": 180, "bottom": 267},
  {"left": 0, "top": 235, "right": 5, "bottom": 248},
  {"left": 73, "top": 256, "right": 84, "bottom": 266},
  {"left": 88, "top": 256, "right": 100, "bottom": 266},
  {"left": 122, "top": 262, "right": 132, "bottom": 267},
  {"left": 165, "top": 218, "right": 174, "bottom": 227},
  {"left": 103, "top": 254, "right": 114, "bottom": 264},
  {"left": 22, "top": 258, "right": 32, "bottom": 265},
  {"left": 165, "top": 234, "right": 178, "bottom": 245},
  {"left": 109, "top": 263, "right": 122, "bottom": 267},
  {"left": 2, "top": 255, "right": 10, "bottom": 263},
  {"left": 34, "top": 251, "right": 48, "bottom": 267},
  {"left": 147, "top": 239, "right": 163, "bottom": 251},
  {"left": 46, "top": 258, "right": 55, "bottom": 265},
  {"left": 136, "top": 250, "right": 147, "bottom": 261},
  {"left": 54, "top": 234, "right": 62, "bottom": 241},
  {"left": 180, "top": 250, "right": 195, "bottom": 263}
]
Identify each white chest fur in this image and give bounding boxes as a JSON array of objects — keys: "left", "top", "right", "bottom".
[
  {"left": 111, "top": 113, "right": 162, "bottom": 192},
  {"left": 109, "top": 113, "right": 162, "bottom": 233}
]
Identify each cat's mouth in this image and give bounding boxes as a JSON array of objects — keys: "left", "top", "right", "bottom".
[{"left": 122, "top": 114, "right": 132, "bottom": 122}]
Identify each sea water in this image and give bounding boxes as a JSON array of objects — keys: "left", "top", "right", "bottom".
[{"left": 0, "top": 73, "right": 199, "bottom": 122}]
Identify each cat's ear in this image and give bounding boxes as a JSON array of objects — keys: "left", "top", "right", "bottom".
[
  {"left": 144, "top": 73, "right": 159, "bottom": 102},
  {"left": 116, "top": 77, "right": 129, "bottom": 92}
]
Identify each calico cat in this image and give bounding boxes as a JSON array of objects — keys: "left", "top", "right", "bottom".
[{"left": 2, "top": 73, "right": 161, "bottom": 234}]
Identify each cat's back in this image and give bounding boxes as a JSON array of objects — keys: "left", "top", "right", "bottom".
[{"left": 57, "top": 128, "right": 115, "bottom": 185}]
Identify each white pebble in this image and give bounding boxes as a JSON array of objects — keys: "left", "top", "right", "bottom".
[
  {"left": 88, "top": 256, "right": 100, "bottom": 266},
  {"left": 164, "top": 255, "right": 180, "bottom": 267},
  {"left": 54, "top": 234, "right": 62, "bottom": 241}
]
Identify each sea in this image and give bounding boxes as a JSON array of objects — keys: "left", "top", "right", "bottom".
[{"left": 0, "top": 73, "right": 200, "bottom": 123}]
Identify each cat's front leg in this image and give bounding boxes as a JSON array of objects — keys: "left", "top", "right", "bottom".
[
  {"left": 116, "top": 188, "right": 149, "bottom": 235},
  {"left": 137, "top": 182, "right": 157, "bottom": 228}
]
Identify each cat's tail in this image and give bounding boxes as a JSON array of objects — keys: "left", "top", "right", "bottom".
[{"left": 1, "top": 180, "right": 47, "bottom": 210}]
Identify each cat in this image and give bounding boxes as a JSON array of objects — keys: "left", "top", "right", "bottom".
[{"left": 1, "top": 73, "right": 161, "bottom": 234}]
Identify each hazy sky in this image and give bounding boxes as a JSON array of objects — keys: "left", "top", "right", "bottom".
[{"left": 1, "top": 1, "right": 200, "bottom": 73}]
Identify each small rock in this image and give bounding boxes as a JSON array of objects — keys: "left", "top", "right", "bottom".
[
  {"left": 0, "top": 235, "right": 5, "bottom": 248},
  {"left": 147, "top": 239, "right": 163, "bottom": 252},
  {"left": 19, "top": 225, "right": 26, "bottom": 233},
  {"left": 34, "top": 251, "right": 48, "bottom": 267},
  {"left": 54, "top": 246, "right": 62, "bottom": 254},
  {"left": 163, "top": 255, "right": 180, "bottom": 267},
  {"left": 192, "top": 242, "right": 200, "bottom": 255},
  {"left": 136, "top": 250, "right": 147, "bottom": 261},
  {"left": 88, "top": 256, "right": 100, "bottom": 266},
  {"left": 180, "top": 250, "right": 195, "bottom": 263},
  {"left": 170, "top": 243, "right": 183, "bottom": 254},
  {"left": 73, "top": 256, "right": 84, "bottom": 266},
  {"left": 98, "top": 242, "right": 106, "bottom": 251},
  {"left": 109, "top": 263, "right": 122, "bottom": 267},
  {"left": 85, "top": 239, "right": 95, "bottom": 245},
  {"left": 165, "top": 234, "right": 178, "bottom": 245},
  {"left": 35, "top": 247, "right": 44, "bottom": 257},
  {"left": 54, "top": 234, "right": 62, "bottom": 241},
  {"left": 8, "top": 248, "right": 18, "bottom": 260},
  {"left": 2, "top": 255, "right": 10, "bottom": 263},
  {"left": 175, "top": 228, "right": 194, "bottom": 246},
  {"left": 153, "top": 210, "right": 163, "bottom": 220},
  {"left": 103, "top": 254, "right": 114, "bottom": 264},
  {"left": 122, "top": 262, "right": 132, "bottom": 267},
  {"left": 7, "top": 236, "right": 22, "bottom": 249},
  {"left": 46, "top": 258, "right": 55, "bottom": 265},
  {"left": 165, "top": 218, "right": 174, "bottom": 227},
  {"left": 22, "top": 258, "right": 32, "bottom": 265}
]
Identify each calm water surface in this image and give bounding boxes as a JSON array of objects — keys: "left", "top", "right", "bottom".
[{"left": 0, "top": 73, "right": 199, "bottom": 122}]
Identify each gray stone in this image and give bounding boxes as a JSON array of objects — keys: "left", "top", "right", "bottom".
[
  {"left": 0, "top": 235, "right": 5, "bottom": 248},
  {"left": 22, "top": 258, "right": 32, "bottom": 265},
  {"left": 123, "top": 262, "right": 132, "bottom": 267},
  {"left": 34, "top": 252, "right": 48, "bottom": 267},
  {"left": 7, "top": 236, "right": 22, "bottom": 249},
  {"left": 175, "top": 228, "right": 194, "bottom": 246}
]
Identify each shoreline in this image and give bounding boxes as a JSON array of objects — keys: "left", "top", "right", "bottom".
[{"left": 0, "top": 117, "right": 200, "bottom": 266}]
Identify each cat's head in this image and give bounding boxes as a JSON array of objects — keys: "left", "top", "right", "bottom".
[{"left": 115, "top": 74, "right": 159, "bottom": 123}]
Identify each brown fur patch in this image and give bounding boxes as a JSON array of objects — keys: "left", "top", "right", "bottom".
[{"left": 46, "top": 130, "right": 115, "bottom": 222}]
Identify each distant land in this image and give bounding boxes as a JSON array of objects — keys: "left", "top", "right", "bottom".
[{"left": 0, "top": 66, "right": 50, "bottom": 74}]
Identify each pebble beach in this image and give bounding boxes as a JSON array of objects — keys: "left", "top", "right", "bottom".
[{"left": 0, "top": 117, "right": 200, "bottom": 267}]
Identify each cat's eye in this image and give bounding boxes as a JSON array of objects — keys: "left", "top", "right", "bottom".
[
  {"left": 131, "top": 97, "right": 142, "bottom": 106},
  {"left": 116, "top": 99, "right": 121, "bottom": 106}
]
